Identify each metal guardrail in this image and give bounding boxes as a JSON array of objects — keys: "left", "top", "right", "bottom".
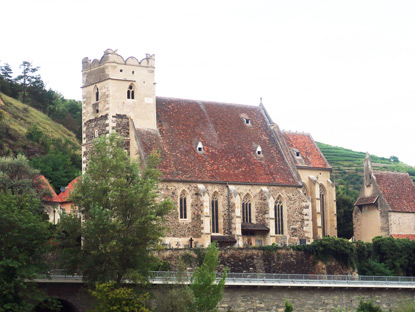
[{"left": 40, "top": 270, "right": 415, "bottom": 288}]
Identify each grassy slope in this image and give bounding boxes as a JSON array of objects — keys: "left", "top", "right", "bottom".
[
  {"left": 317, "top": 142, "right": 415, "bottom": 199},
  {"left": 0, "top": 93, "right": 80, "bottom": 157}
]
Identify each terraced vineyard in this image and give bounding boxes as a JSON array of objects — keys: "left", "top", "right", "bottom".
[{"left": 316, "top": 142, "right": 415, "bottom": 200}]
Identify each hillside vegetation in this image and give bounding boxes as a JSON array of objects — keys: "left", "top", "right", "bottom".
[
  {"left": 317, "top": 142, "right": 415, "bottom": 199},
  {"left": 0, "top": 93, "right": 79, "bottom": 156}
]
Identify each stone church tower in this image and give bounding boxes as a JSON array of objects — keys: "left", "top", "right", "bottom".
[{"left": 81, "top": 49, "right": 156, "bottom": 169}]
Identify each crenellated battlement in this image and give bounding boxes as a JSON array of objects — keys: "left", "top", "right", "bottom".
[{"left": 82, "top": 48, "right": 155, "bottom": 72}]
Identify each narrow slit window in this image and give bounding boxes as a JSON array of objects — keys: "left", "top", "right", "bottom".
[
  {"left": 94, "top": 86, "right": 99, "bottom": 102},
  {"left": 211, "top": 193, "right": 219, "bottom": 233}
]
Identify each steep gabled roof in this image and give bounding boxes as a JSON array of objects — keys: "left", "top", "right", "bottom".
[
  {"left": 37, "top": 175, "right": 61, "bottom": 203},
  {"left": 58, "top": 177, "right": 79, "bottom": 202},
  {"left": 282, "top": 131, "right": 331, "bottom": 169},
  {"left": 135, "top": 97, "right": 301, "bottom": 186},
  {"left": 374, "top": 171, "right": 415, "bottom": 212}
]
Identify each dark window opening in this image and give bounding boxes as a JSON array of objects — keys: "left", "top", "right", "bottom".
[
  {"left": 127, "top": 85, "right": 135, "bottom": 100},
  {"left": 180, "top": 192, "right": 187, "bottom": 219},
  {"left": 242, "top": 195, "right": 252, "bottom": 223},
  {"left": 275, "top": 198, "right": 284, "bottom": 235},
  {"left": 95, "top": 88, "right": 99, "bottom": 102},
  {"left": 211, "top": 194, "right": 219, "bottom": 233},
  {"left": 120, "top": 69, "right": 123, "bottom": 72}
]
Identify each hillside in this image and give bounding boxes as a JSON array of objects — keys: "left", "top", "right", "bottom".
[
  {"left": 0, "top": 93, "right": 80, "bottom": 158},
  {"left": 317, "top": 142, "right": 415, "bottom": 199}
]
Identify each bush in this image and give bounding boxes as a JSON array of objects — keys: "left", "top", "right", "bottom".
[{"left": 355, "top": 298, "right": 384, "bottom": 312}]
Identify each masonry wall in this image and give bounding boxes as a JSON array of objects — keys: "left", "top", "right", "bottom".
[
  {"left": 217, "top": 286, "right": 415, "bottom": 312},
  {"left": 158, "top": 181, "right": 311, "bottom": 248},
  {"left": 155, "top": 248, "right": 354, "bottom": 275}
]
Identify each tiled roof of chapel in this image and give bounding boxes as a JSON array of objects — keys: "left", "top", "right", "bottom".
[
  {"left": 58, "top": 177, "right": 79, "bottom": 202},
  {"left": 135, "top": 97, "right": 301, "bottom": 186},
  {"left": 282, "top": 131, "right": 331, "bottom": 169},
  {"left": 374, "top": 171, "right": 415, "bottom": 213}
]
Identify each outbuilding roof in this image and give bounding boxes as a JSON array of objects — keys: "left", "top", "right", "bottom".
[
  {"left": 282, "top": 131, "right": 331, "bottom": 169},
  {"left": 135, "top": 97, "right": 301, "bottom": 186},
  {"left": 374, "top": 172, "right": 415, "bottom": 213}
]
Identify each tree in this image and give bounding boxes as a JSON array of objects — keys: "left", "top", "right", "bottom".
[
  {"left": 336, "top": 190, "right": 355, "bottom": 239},
  {"left": 189, "top": 242, "right": 227, "bottom": 312},
  {"left": 58, "top": 133, "right": 172, "bottom": 285},
  {"left": 15, "top": 61, "right": 40, "bottom": 104},
  {"left": 0, "top": 156, "right": 55, "bottom": 311},
  {"left": 89, "top": 282, "right": 150, "bottom": 312}
]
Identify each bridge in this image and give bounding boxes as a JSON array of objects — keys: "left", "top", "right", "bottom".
[{"left": 35, "top": 272, "right": 415, "bottom": 311}]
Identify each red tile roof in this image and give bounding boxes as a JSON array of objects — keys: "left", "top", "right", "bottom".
[
  {"left": 391, "top": 234, "right": 415, "bottom": 240},
  {"left": 282, "top": 132, "right": 331, "bottom": 169},
  {"left": 374, "top": 172, "right": 415, "bottom": 212},
  {"left": 37, "top": 175, "right": 61, "bottom": 203},
  {"left": 135, "top": 97, "right": 301, "bottom": 186},
  {"left": 58, "top": 177, "right": 79, "bottom": 202}
]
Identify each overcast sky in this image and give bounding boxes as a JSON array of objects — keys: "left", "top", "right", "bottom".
[{"left": 2, "top": 0, "right": 415, "bottom": 166}]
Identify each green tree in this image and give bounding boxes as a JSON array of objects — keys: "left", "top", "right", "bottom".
[
  {"left": 189, "top": 242, "right": 227, "bottom": 312},
  {"left": 31, "top": 150, "right": 81, "bottom": 192},
  {"left": 0, "top": 156, "right": 55, "bottom": 311},
  {"left": 58, "top": 133, "right": 172, "bottom": 285},
  {"left": 90, "top": 282, "right": 150, "bottom": 312},
  {"left": 15, "top": 61, "right": 40, "bottom": 104},
  {"left": 336, "top": 190, "right": 355, "bottom": 239},
  {"left": 355, "top": 298, "right": 384, "bottom": 312},
  {"left": 284, "top": 300, "right": 294, "bottom": 312}
]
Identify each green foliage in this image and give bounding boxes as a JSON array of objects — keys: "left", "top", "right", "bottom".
[
  {"left": 284, "top": 300, "right": 294, "bottom": 312},
  {"left": 31, "top": 149, "right": 80, "bottom": 191},
  {"left": 336, "top": 190, "right": 355, "bottom": 239},
  {"left": 90, "top": 282, "right": 150, "bottom": 312},
  {"left": 355, "top": 298, "right": 384, "bottom": 312},
  {"left": 155, "top": 261, "right": 195, "bottom": 312},
  {"left": 359, "top": 259, "right": 393, "bottom": 276},
  {"left": 302, "top": 236, "right": 357, "bottom": 269},
  {"left": 189, "top": 242, "right": 227, "bottom": 312},
  {"left": 0, "top": 154, "right": 59, "bottom": 310},
  {"left": 58, "top": 133, "right": 172, "bottom": 285},
  {"left": 395, "top": 301, "right": 415, "bottom": 312}
]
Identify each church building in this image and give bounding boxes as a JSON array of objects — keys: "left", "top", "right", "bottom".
[{"left": 81, "top": 49, "right": 337, "bottom": 248}]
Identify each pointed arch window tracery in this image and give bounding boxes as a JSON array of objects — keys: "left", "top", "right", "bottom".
[
  {"left": 179, "top": 191, "right": 187, "bottom": 219},
  {"left": 275, "top": 196, "right": 284, "bottom": 235},
  {"left": 211, "top": 193, "right": 219, "bottom": 233},
  {"left": 242, "top": 194, "right": 252, "bottom": 223}
]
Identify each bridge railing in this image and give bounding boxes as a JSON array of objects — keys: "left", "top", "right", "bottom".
[
  {"left": 148, "top": 271, "right": 415, "bottom": 285},
  {"left": 44, "top": 270, "right": 415, "bottom": 286}
]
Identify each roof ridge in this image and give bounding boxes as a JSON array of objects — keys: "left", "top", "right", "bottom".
[{"left": 156, "top": 96, "right": 259, "bottom": 109}]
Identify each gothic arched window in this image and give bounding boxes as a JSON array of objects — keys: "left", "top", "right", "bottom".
[
  {"left": 179, "top": 191, "right": 187, "bottom": 219},
  {"left": 211, "top": 193, "right": 219, "bottom": 233},
  {"left": 242, "top": 194, "right": 252, "bottom": 223},
  {"left": 320, "top": 186, "right": 326, "bottom": 237},
  {"left": 127, "top": 84, "right": 135, "bottom": 100},
  {"left": 275, "top": 196, "right": 284, "bottom": 235}
]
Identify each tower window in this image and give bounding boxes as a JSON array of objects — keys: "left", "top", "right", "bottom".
[
  {"left": 120, "top": 69, "right": 123, "bottom": 72},
  {"left": 127, "top": 84, "right": 135, "bottom": 100},
  {"left": 94, "top": 86, "right": 99, "bottom": 102}
]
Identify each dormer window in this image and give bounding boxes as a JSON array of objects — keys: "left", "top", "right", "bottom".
[
  {"left": 244, "top": 118, "right": 251, "bottom": 125},
  {"left": 292, "top": 148, "right": 302, "bottom": 158},
  {"left": 256, "top": 145, "right": 262, "bottom": 156},
  {"left": 197, "top": 141, "right": 204, "bottom": 153},
  {"left": 127, "top": 84, "right": 135, "bottom": 100}
]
